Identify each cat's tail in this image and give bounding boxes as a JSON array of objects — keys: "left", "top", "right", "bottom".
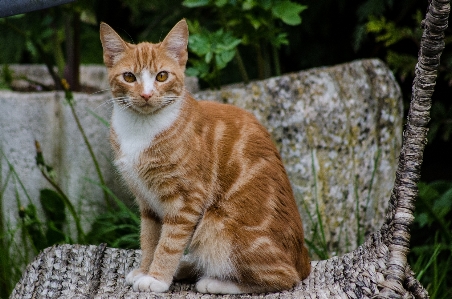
[{"left": 297, "top": 244, "right": 312, "bottom": 281}]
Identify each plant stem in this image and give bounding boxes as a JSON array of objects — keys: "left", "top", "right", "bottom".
[
  {"left": 62, "top": 85, "right": 111, "bottom": 208},
  {"left": 64, "top": 11, "right": 81, "bottom": 91},
  {"left": 417, "top": 193, "right": 452, "bottom": 243},
  {"left": 52, "top": 25, "right": 65, "bottom": 78},
  {"left": 234, "top": 48, "right": 249, "bottom": 84},
  {"left": 39, "top": 167, "right": 85, "bottom": 243},
  {"left": 35, "top": 141, "right": 85, "bottom": 242},
  {"left": 255, "top": 43, "right": 265, "bottom": 80},
  {"left": 271, "top": 44, "right": 281, "bottom": 76},
  {"left": 310, "top": 149, "right": 329, "bottom": 258}
]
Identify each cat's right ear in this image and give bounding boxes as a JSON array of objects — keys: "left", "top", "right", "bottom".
[{"left": 100, "top": 22, "right": 128, "bottom": 68}]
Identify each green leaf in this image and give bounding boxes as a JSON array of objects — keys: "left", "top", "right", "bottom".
[
  {"left": 259, "top": 0, "right": 272, "bottom": 10},
  {"left": 188, "top": 59, "right": 210, "bottom": 79},
  {"left": 215, "top": 50, "right": 236, "bottom": 69},
  {"left": 205, "top": 51, "right": 213, "bottom": 63},
  {"left": 23, "top": 204, "right": 47, "bottom": 252},
  {"left": 216, "top": 37, "right": 241, "bottom": 52},
  {"left": 86, "top": 108, "right": 110, "bottom": 128},
  {"left": 433, "top": 188, "right": 452, "bottom": 218},
  {"left": 271, "top": 1, "right": 307, "bottom": 26},
  {"left": 185, "top": 67, "right": 200, "bottom": 77},
  {"left": 188, "top": 34, "right": 211, "bottom": 56},
  {"left": 242, "top": 0, "right": 256, "bottom": 10},
  {"left": 214, "top": 0, "right": 227, "bottom": 7},
  {"left": 416, "top": 213, "right": 430, "bottom": 228},
  {"left": 39, "top": 189, "right": 66, "bottom": 225},
  {"left": 273, "top": 32, "right": 289, "bottom": 47},
  {"left": 45, "top": 221, "right": 66, "bottom": 245},
  {"left": 182, "top": 0, "right": 210, "bottom": 7}
]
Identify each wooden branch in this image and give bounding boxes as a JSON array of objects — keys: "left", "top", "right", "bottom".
[{"left": 378, "top": 0, "right": 450, "bottom": 298}]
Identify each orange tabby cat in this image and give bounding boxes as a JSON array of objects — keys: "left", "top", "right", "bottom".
[{"left": 100, "top": 19, "right": 310, "bottom": 294}]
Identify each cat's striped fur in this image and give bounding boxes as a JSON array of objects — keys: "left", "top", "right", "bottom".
[{"left": 100, "top": 19, "right": 310, "bottom": 294}]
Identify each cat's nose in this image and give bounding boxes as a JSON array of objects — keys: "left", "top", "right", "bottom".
[{"left": 140, "top": 92, "right": 153, "bottom": 101}]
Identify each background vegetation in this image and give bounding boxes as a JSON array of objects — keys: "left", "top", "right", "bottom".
[{"left": 0, "top": 0, "right": 451, "bottom": 298}]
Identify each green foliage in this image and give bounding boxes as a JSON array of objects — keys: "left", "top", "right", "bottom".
[
  {"left": 365, "top": 15, "right": 420, "bottom": 47},
  {"left": 428, "top": 102, "right": 452, "bottom": 144},
  {"left": 0, "top": 2, "right": 102, "bottom": 90},
  {"left": 416, "top": 182, "right": 452, "bottom": 241},
  {"left": 360, "top": 5, "right": 452, "bottom": 145},
  {"left": 411, "top": 181, "right": 452, "bottom": 299},
  {"left": 16, "top": 189, "right": 70, "bottom": 252},
  {"left": 271, "top": 1, "right": 306, "bottom": 26},
  {"left": 182, "top": 0, "right": 307, "bottom": 86},
  {"left": 0, "top": 11, "right": 66, "bottom": 78},
  {"left": 385, "top": 50, "right": 418, "bottom": 81},
  {"left": 85, "top": 181, "right": 140, "bottom": 249},
  {"left": 0, "top": 65, "right": 13, "bottom": 90},
  {"left": 0, "top": 154, "right": 140, "bottom": 296},
  {"left": 186, "top": 21, "right": 241, "bottom": 87}
]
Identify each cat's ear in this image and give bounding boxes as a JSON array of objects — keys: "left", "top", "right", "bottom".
[
  {"left": 161, "top": 19, "right": 189, "bottom": 67},
  {"left": 100, "top": 22, "right": 129, "bottom": 68}
]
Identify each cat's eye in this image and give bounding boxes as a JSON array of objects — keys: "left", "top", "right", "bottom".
[
  {"left": 156, "top": 71, "right": 169, "bottom": 82},
  {"left": 123, "top": 72, "right": 136, "bottom": 83}
]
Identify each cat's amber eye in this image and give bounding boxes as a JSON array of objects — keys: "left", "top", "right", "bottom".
[
  {"left": 156, "top": 71, "right": 169, "bottom": 82},
  {"left": 123, "top": 72, "right": 136, "bottom": 83}
]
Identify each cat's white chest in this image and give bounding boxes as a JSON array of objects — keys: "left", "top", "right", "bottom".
[
  {"left": 112, "top": 101, "right": 181, "bottom": 158},
  {"left": 112, "top": 101, "right": 182, "bottom": 216}
]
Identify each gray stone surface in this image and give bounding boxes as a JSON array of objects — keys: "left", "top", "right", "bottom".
[{"left": 0, "top": 60, "right": 402, "bottom": 256}]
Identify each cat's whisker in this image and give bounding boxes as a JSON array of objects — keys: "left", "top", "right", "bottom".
[
  {"left": 93, "top": 100, "right": 114, "bottom": 111},
  {"left": 119, "top": 101, "right": 134, "bottom": 112},
  {"left": 89, "top": 88, "right": 112, "bottom": 95},
  {"left": 94, "top": 96, "right": 129, "bottom": 111}
]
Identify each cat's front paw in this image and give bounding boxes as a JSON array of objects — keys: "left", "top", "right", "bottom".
[
  {"left": 125, "top": 269, "right": 145, "bottom": 285},
  {"left": 133, "top": 275, "right": 169, "bottom": 293}
]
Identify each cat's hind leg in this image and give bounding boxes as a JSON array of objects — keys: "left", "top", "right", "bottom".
[
  {"left": 196, "top": 277, "right": 270, "bottom": 294},
  {"left": 196, "top": 277, "right": 242, "bottom": 294}
]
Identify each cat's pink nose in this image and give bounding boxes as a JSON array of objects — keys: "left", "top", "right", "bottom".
[{"left": 140, "top": 92, "right": 153, "bottom": 101}]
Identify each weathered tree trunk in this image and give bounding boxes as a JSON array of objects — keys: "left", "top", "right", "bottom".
[{"left": 377, "top": 0, "right": 450, "bottom": 297}]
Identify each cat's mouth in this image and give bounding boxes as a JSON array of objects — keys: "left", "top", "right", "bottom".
[
  {"left": 129, "top": 99, "right": 172, "bottom": 115},
  {"left": 116, "top": 95, "right": 178, "bottom": 115}
]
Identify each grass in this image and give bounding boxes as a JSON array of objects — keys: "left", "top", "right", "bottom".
[
  {"left": 303, "top": 148, "right": 381, "bottom": 259},
  {"left": 409, "top": 181, "right": 452, "bottom": 299},
  {"left": 302, "top": 149, "right": 329, "bottom": 260}
]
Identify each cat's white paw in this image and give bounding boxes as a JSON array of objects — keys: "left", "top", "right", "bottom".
[
  {"left": 196, "top": 277, "right": 242, "bottom": 294},
  {"left": 133, "top": 275, "right": 169, "bottom": 293},
  {"left": 125, "top": 269, "right": 145, "bottom": 285}
]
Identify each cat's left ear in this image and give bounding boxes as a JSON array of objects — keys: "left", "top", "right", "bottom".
[
  {"left": 100, "top": 22, "right": 129, "bottom": 68},
  {"left": 161, "top": 19, "right": 189, "bottom": 67}
]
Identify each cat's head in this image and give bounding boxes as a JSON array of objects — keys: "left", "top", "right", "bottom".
[{"left": 100, "top": 20, "right": 188, "bottom": 114}]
